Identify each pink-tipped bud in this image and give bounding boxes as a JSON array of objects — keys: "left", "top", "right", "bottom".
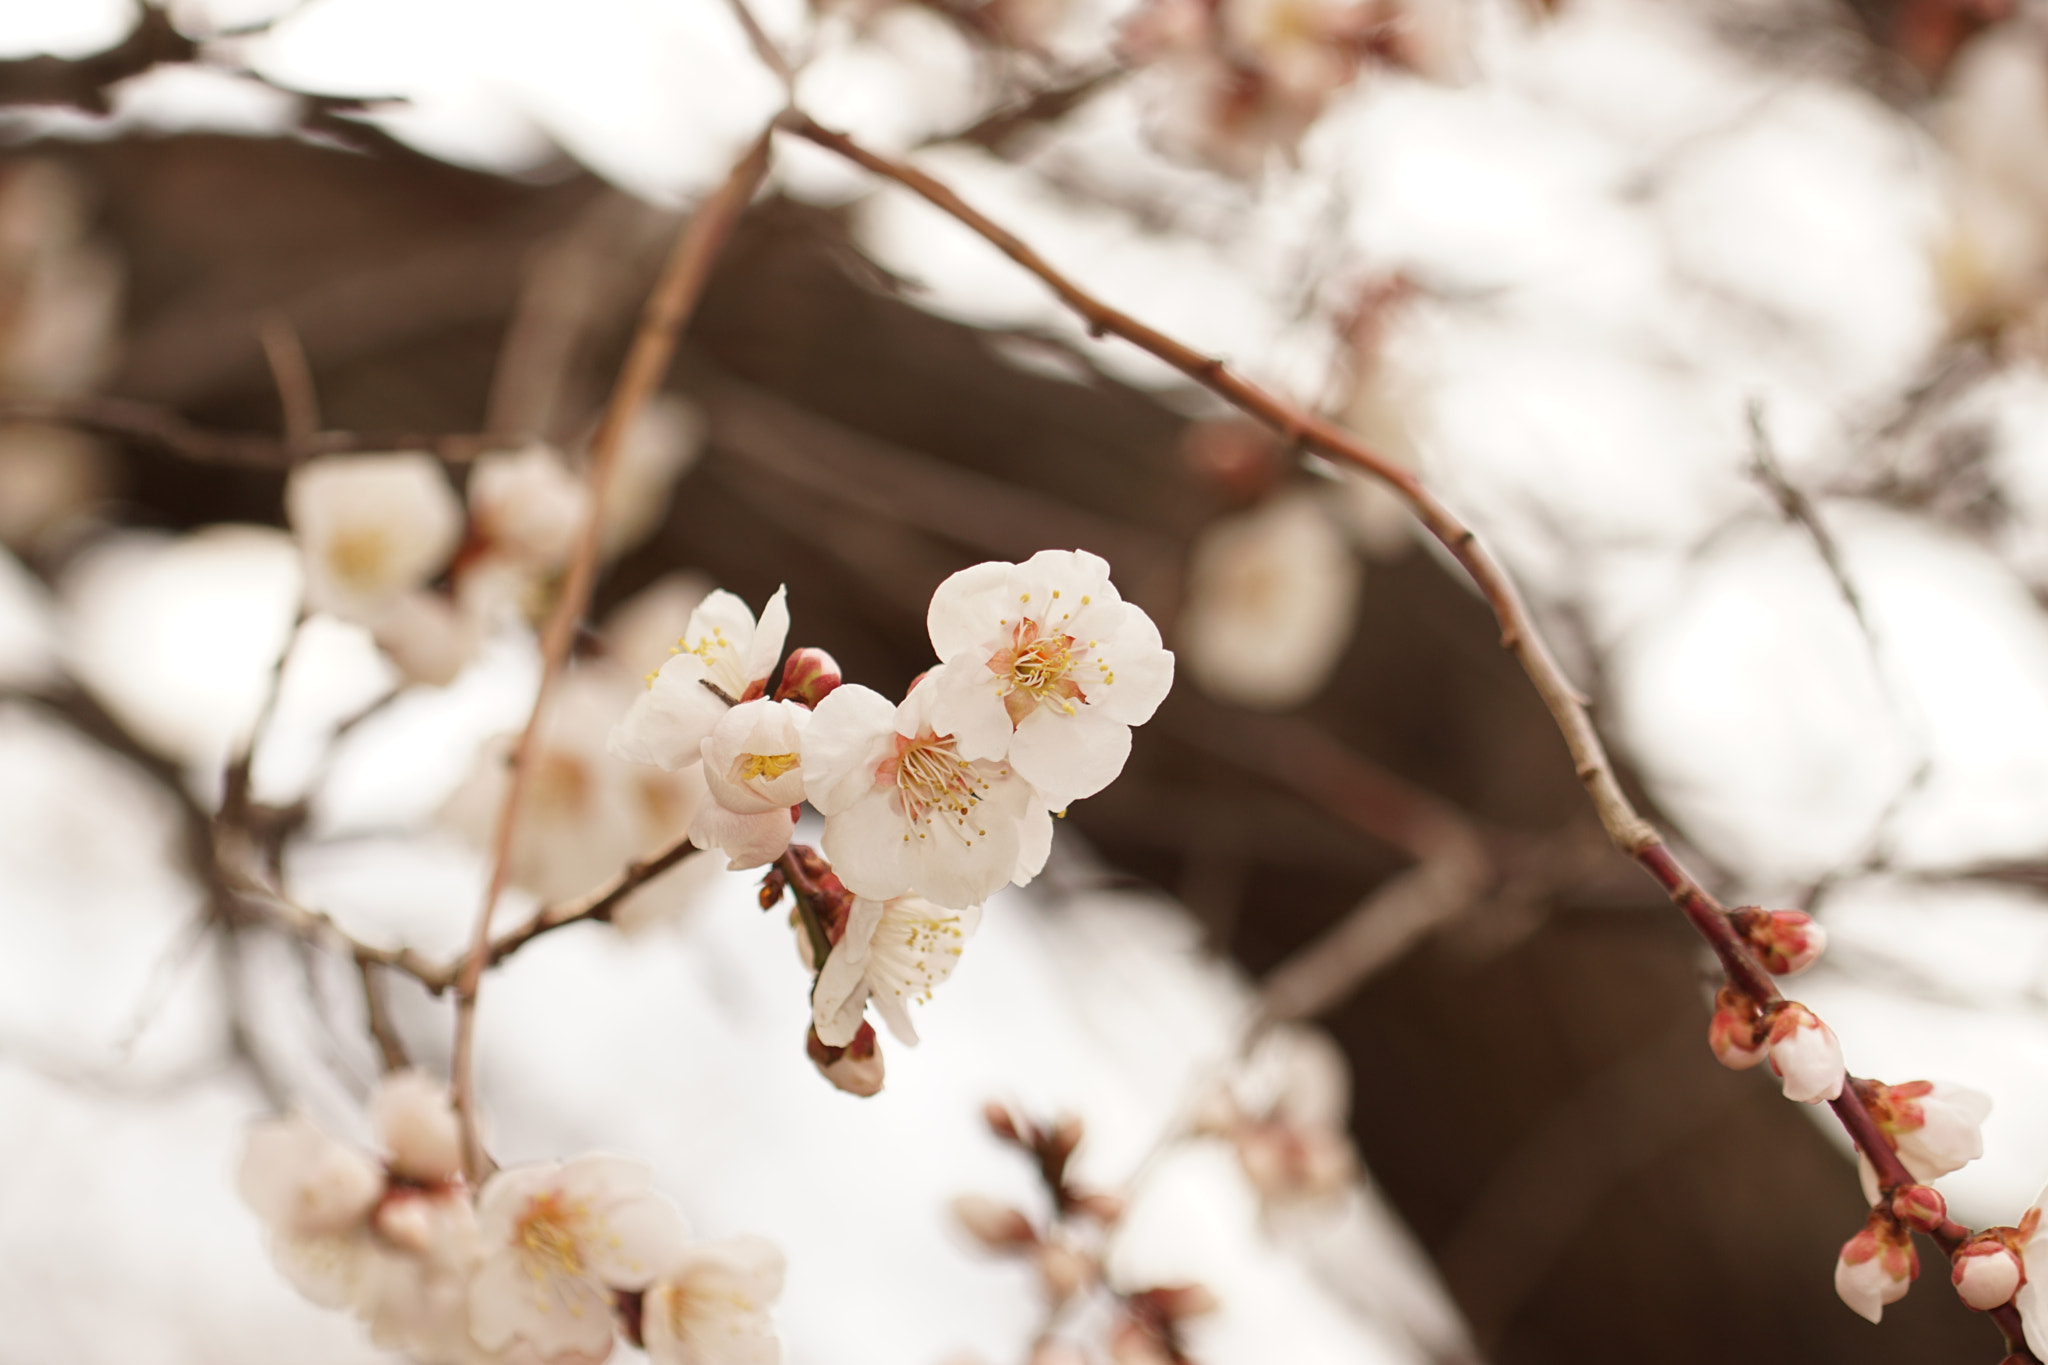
[
  {"left": 984, "top": 1101, "right": 1023, "bottom": 1144},
  {"left": 1835, "top": 1213, "right": 1918, "bottom": 1323},
  {"left": 1734, "top": 907, "right": 1828, "bottom": 976},
  {"left": 1953, "top": 1239, "right": 2025, "bottom": 1311},
  {"left": 952, "top": 1194, "right": 1037, "bottom": 1251},
  {"left": 1891, "top": 1184, "right": 1949, "bottom": 1233},
  {"left": 1767, "top": 1003, "right": 1846, "bottom": 1103},
  {"left": 1035, "top": 1240, "right": 1097, "bottom": 1304},
  {"left": 1708, "top": 987, "right": 1767, "bottom": 1070},
  {"left": 1136, "top": 1284, "right": 1220, "bottom": 1322},
  {"left": 807, "top": 1021, "right": 884, "bottom": 1097},
  {"left": 773, "top": 647, "right": 842, "bottom": 708},
  {"left": 1862, "top": 1080, "right": 1991, "bottom": 1184}
]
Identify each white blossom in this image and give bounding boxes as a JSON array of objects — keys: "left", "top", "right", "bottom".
[
  {"left": 801, "top": 674, "right": 1051, "bottom": 908},
  {"left": 612, "top": 587, "right": 789, "bottom": 771},
  {"left": 373, "top": 1071, "right": 464, "bottom": 1185},
  {"left": 240, "top": 1113, "right": 385, "bottom": 1243},
  {"left": 1955, "top": 1243, "right": 2023, "bottom": 1312},
  {"left": 286, "top": 453, "right": 464, "bottom": 622},
  {"left": 692, "top": 697, "right": 808, "bottom": 869},
  {"left": 813, "top": 894, "right": 982, "bottom": 1047},
  {"left": 1835, "top": 1223, "right": 1915, "bottom": 1324},
  {"left": 1857, "top": 1080, "right": 1992, "bottom": 1203},
  {"left": 470, "top": 1155, "right": 688, "bottom": 1359},
  {"left": 925, "top": 549, "right": 1173, "bottom": 807},
  {"left": 468, "top": 443, "right": 588, "bottom": 569},
  {"left": 1766, "top": 1004, "right": 1845, "bottom": 1104},
  {"left": 1178, "top": 492, "right": 1361, "bottom": 711},
  {"left": 642, "top": 1236, "right": 786, "bottom": 1365}
]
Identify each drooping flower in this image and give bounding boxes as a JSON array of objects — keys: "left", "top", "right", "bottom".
[
  {"left": 470, "top": 1155, "right": 688, "bottom": 1360},
  {"left": 812, "top": 894, "right": 981, "bottom": 1047},
  {"left": 1766, "top": 1003, "right": 1845, "bottom": 1104},
  {"left": 925, "top": 549, "right": 1173, "bottom": 807},
  {"left": 611, "top": 587, "right": 789, "bottom": 772},
  {"left": 641, "top": 1236, "right": 786, "bottom": 1365},
  {"left": 286, "top": 452, "right": 464, "bottom": 623},
  {"left": 1855, "top": 1079, "right": 1992, "bottom": 1203},
  {"left": 1835, "top": 1212, "right": 1917, "bottom": 1323},
  {"left": 801, "top": 674, "right": 1050, "bottom": 908}
]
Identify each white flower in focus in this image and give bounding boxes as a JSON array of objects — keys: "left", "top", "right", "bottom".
[
  {"left": 1834, "top": 1217, "right": 1916, "bottom": 1324},
  {"left": 802, "top": 675, "right": 1051, "bottom": 908},
  {"left": 1766, "top": 1003, "right": 1845, "bottom": 1104},
  {"left": 813, "top": 894, "right": 982, "bottom": 1046},
  {"left": 925, "top": 549, "right": 1173, "bottom": 806},
  {"left": 1856, "top": 1080, "right": 1992, "bottom": 1203},
  {"left": 693, "top": 697, "right": 809, "bottom": 869},
  {"left": 373, "top": 1071, "right": 464, "bottom": 1185},
  {"left": 1179, "top": 492, "right": 1361, "bottom": 711},
  {"left": 285, "top": 453, "right": 463, "bottom": 622},
  {"left": 612, "top": 587, "right": 790, "bottom": 771},
  {"left": 642, "top": 1236, "right": 786, "bottom": 1365},
  {"left": 469, "top": 443, "right": 589, "bottom": 569},
  {"left": 470, "top": 1155, "right": 688, "bottom": 1359}
]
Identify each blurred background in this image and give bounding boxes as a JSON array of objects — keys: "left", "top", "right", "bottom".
[{"left": 8, "top": 0, "right": 2048, "bottom": 1361}]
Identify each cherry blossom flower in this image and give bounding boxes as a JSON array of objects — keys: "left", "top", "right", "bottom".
[
  {"left": 468, "top": 443, "right": 589, "bottom": 571},
  {"left": 1835, "top": 1213, "right": 1917, "bottom": 1323},
  {"left": 470, "top": 1155, "right": 688, "bottom": 1360},
  {"left": 1855, "top": 1079, "right": 1992, "bottom": 1202},
  {"left": 1954, "top": 1238, "right": 2025, "bottom": 1311},
  {"left": 286, "top": 453, "right": 464, "bottom": 623},
  {"left": 1178, "top": 491, "right": 1361, "bottom": 711},
  {"left": 641, "top": 1236, "right": 786, "bottom": 1365},
  {"left": 925, "top": 549, "right": 1173, "bottom": 807},
  {"left": 801, "top": 674, "right": 1051, "bottom": 908},
  {"left": 812, "top": 893, "right": 982, "bottom": 1047},
  {"left": 1765, "top": 1002, "right": 1845, "bottom": 1104},
  {"left": 612, "top": 587, "right": 789, "bottom": 772}
]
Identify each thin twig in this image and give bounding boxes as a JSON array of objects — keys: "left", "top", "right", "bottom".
[
  {"left": 0, "top": 395, "right": 517, "bottom": 467},
  {"left": 448, "top": 130, "right": 773, "bottom": 1181},
  {"left": 356, "top": 955, "right": 410, "bottom": 1074},
  {"left": 784, "top": 116, "right": 2039, "bottom": 1361},
  {"left": 256, "top": 311, "right": 321, "bottom": 447}
]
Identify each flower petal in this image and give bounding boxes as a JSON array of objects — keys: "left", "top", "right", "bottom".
[{"left": 1010, "top": 706, "right": 1131, "bottom": 804}]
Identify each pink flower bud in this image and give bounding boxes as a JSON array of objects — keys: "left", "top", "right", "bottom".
[
  {"left": 1835, "top": 1215, "right": 1918, "bottom": 1323},
  {"left": 1708, "top": 986, "right": 1767, "bottom": 1070},
  {"left": 1732, "top": 907, "right": 1827, "bottom": 975},
  {"left": 984, "top": 1101, "right": 1023, "bottom": 1144},
  {"left": 1767, "top": 1003, "right": 1846, "bottom": 1103},
  {"left": 1035, "top": 1239, "right": 1096, "bottom": 1304},
  {"left": 773, "top": 647, "right": 842, "bottom": 707},
  {"left": 807, "top": 1021, "right": 884, "bottom": 1097},
  {"left": 1954, "top": 1239, "right": 2025, "bottom": 1311},
  {"left": 952, "top": 1194, "right": 1037, "bottom": 1250},
  {"left": 1892, "top": 1184, "right": 1949, "bottom": 1233}
]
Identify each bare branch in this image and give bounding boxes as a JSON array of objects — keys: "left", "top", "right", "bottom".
[{"left": 0, "top": 395, "right": 516, "bottom": 467}]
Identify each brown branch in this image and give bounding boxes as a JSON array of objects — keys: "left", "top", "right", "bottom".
[
  {"left": 356, "top": 955, "right": 410, "bottom": 1074},
  {"left": 784, "top": 116, "right": 2039, "bottom": 1360},
  {"left": 448, "top": 129, "right": 773, "bottom": 1181},
  {"left": 0, "top": 395, "right": 516, "bottom": 468},
  {"left": 471, "top": 834, "right": 704, "bottom": 972},
  {"left": 257, "top": 312, "right": 321, "bottom": 447}
]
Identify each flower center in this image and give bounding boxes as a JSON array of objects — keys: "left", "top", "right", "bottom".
[
  {"left": 738, "top": 751, "right": 800, "bottom": 783},
  {"left": 516, "top": 1193, "right": 586, "bottom": 1276},
  {"left": 886, "top": 733, "right": 988, "bottom": 833},
  {"left": 326, "top": 525, "right": 393, "bottom": 590},
  {"left": 989, "top": 620, "right": 1089, "bottom": 725}
]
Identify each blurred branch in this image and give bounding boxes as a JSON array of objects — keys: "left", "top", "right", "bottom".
[
  {"left": 256, "top": 312, "right": 321, "bottom": 447},
  {"left": 0, "top": 395, "right": 515, "bottom": 467},
  {"left": 930, "top": 67, "right": 1125, "bottom": 152},
  {"left": 356, "top": 956, "right": 410, "bottom": 1074},
  {"left": 449, "top": 128, "right": 774, "bottom": 1181},
  {"left": 780, "top": 114, "right": 2039, "bottom": 1357}
]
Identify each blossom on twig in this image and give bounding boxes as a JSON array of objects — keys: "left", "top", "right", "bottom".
[
  {"left": 612, "top": 587, "right": 790, "bottom": 771},
  {"left": 1835, "top": 1212, "right": 1917, "bottom": 1324},
  {"left": 1765, "top": 1003, "right": 1845, "bottom": 1104},
  {"left": 812, "top": 893, "right": 981, "bottom": 1046}
]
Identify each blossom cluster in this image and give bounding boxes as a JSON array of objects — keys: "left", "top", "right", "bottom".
[
  {"left": 608, "top": 549, "right": 1173, "bottom": 1076},
  {"left": 238, "top": 1072, "right": 782, "bottom": 1365}
]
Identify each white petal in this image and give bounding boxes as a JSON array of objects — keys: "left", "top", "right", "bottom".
[
  {"left": 906, "top": 792, "right": 1021, "bottom": 909},
  {"left": 743, "top": 585, "right": 790, "bottom": 686},
  {"left": 927, "top": 558, "right": 1013, "bottom": 661},
  {"left": 1086, "top": 604, "right": 1175, "bottom": 727},
  {"left": 1013, "top": 803, "right": 1054, "bottom": 886},
  {"left": 927, "top": 654, "right": 1016, "bottom": 762},
  {"left": 820, "top": 788, "right": 915, "bottom": 901},
  {"left": 691, "top": 801, "right": 795, "bottom": 870},
  {"left": 813, "top": 897, "right": 886, "bottom": 1047},
  {"left": 612, "top": 653, "right": 726, "bottom": 771},
  {"left": 1009, "top": 706, "right": 1131, "bottom": 804},
  {"left": 801, "top": 684, "right": 898, "bottom": 813}
]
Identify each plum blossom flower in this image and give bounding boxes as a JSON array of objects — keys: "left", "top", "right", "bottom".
[
  {"left": 1766, "top": 1003, "right": 1845, "bottom": 1104},
  {"left": 642, "top": 1236, "right": 786, "bottom": 1365},
  {"left": 1178, "top": 491, "right": 1361, "bottom": 711},
  {"left": 612, "top": 587, "right": 789, "bottom": 771},
  {"left": 1855, "top": 1080, "right": 1992, "bottom": 1202},
  {"left": 925, "top": 549, "right": 1173, "bottom": 807},
  {"left": 691, "top": 697, "right": 809, "bottom": 869},
  {"left": 467, "top": 443, "right": 588, "bottom": 570},
  {"left": 1836, "top": 1213, "right": 1917, "bottom": 1323},
  {"left": 286, "top": 453, "right": 464, "bottom": 622},
  {"left": 470, "top": 1155, "right": 688, "bottom": 1360},
  {"left": 801, "top": 674, "right": 1050, "bottom": 908},
  {"left": 812, "top": 893, "right": 981, "bottom": 1047}
]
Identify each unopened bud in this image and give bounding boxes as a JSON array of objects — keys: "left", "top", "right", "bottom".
[
  {"left": 1035, "top": 1240, "right": 1096, "bottom": 1304},
  {"left": 758, "top": 866, "right": 787, "bottom": 910},
  {"left": 1708, "top": 987, "right": 1767, "bottom": 1071},
  {"left": 1835, "top": 1213, "right": 1918, "bottom": 1324},
  {"left": 1953, "top": 1238, "right": 2025, "bottom": 1311},
  {"left": 984, "top": 1102, "right": 1023, "bottom": 1144},
  {"left": 1136, "top": 1284, "right": 1220, "bottom": 1321},
  {"left": 952, "top": 1194, "right": 1037, "bottom": 1250},
  {"left": 1891, "top": 1184, "right": 1948, "bottom": 1233},
  {"left": 373, "top": 1189, "right": 438, "bottom": 1254},
  {"left": 1734, "top": 907, "right": 1827, "bottom": 976},
  {"left": 371, "top": 1071, "right": 463, "bottom": 1184},
  {"left": 1767, "top": 1003, "right": 1846, "bottom": 1104},
  {"left": 774, "top": 647, "right": 842, "bottom": 707},
  {"left": 807, "top": 1021, "right": 884, "bottom": 1097}
]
